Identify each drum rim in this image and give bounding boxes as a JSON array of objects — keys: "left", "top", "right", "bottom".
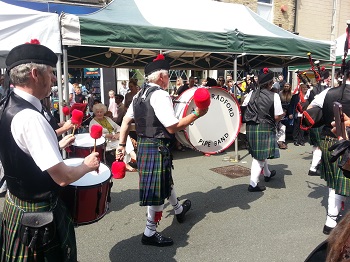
[{"left": 175, "top": 87, "right": 242, "bottom": 155}]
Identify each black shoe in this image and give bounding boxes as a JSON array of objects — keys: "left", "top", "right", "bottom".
[
  {"left": 264, "top": 170, "right": 276, "bottom": 182},
  {"left": 248, "top": 184, "right": 266, "bottom": 192},
  {"left": 299, "top": 142, "right": 305, "bottom": 146},
  {"left": 323, "top": 225, "right": 334, "bottom": 235},
  {"left": 176, "top": 199, "right": 191, "bottom": 223},
  {"left": 141, "top": 232, "right": 174, "bottom": 247},
  {"left": 308, "top": 170, "right": 319, "bottom": 176},
  {"left": 293, "top": 142, "right": 299, "bottom": 146}
]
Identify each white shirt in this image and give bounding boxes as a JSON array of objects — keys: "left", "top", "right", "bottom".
[
  {"left": 11, "top": 89, "right": 62, "bottom": 171},
  {"left": 242, "top": 90, "right": 284, "bottom": 116},
  {"left": 125, "top": 83, "right": 179, "bottom": 128},
  {"left": 310, "top": 88, "right": 331, "bottom": 109}
]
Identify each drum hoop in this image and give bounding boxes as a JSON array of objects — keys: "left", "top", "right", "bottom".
[
  {"left": 67, "top": 176, "right": 112, "bottom": 189},
  {"left": 180, "top": 87, "right": 242, "bottom": 155},
  {"left": 72, "top": 141, "right": 106, "bottom": 150}
]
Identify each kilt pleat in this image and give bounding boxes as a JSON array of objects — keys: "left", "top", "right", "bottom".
[
  {"left": 0, "top": 192, "right": 77, "bottom": 262},
  {"left": 320, "top": 137, "right": 350, "bottom": 196},
  {"left": 137, "top": 137, "right": 173, "bottom": 206},
  {"left": 246, "top": 123, "right": 280, "bottom": 160},
  {"left": 309, "top": 126, "right": 323, "bottom": 147}
]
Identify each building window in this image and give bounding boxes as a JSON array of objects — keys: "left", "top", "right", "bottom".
[
  {"left": 258, "top": 0, "right": 272, "bottom": 3},
  {"left": 257, "top": 0, "right": 273, "bottom": 22}
]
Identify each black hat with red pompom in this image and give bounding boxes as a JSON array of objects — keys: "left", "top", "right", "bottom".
[
  {"left": 6, "top": 39, "right": 57, "bottom": 71},
  {"left": 258, "top": 67, "right": 274, "bottom": 85},
  {"left": 144, "top": 54, "right": 170, "bottom": 76}
]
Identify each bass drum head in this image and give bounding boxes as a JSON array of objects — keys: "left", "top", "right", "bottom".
[{"left": 174, "top": 87, "right": 241, "bottom": 154}]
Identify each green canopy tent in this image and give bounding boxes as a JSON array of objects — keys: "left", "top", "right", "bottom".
[
  {"left": 60, "top": 0, "right": 333, "bottom": 70},
  {"left": 59, "top": 0, "right": 333, "bottom": 159},
  {"left": 289, "top": 33, "right": 346, "bottom": 72}
]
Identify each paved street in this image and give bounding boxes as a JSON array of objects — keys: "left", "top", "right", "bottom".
[{"left": 0, "top": 140, "right": 335, "bottom": 262}]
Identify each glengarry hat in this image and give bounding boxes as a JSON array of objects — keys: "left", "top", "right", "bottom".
[
  {"left": 6, "top": 39, "right": 57, "bottom": 71},
  {"left": 258, "top": 67, "right": 274, "bottom": 85},
  {"left": 144, "top": 54, "right": 170, "bottom": 76}
]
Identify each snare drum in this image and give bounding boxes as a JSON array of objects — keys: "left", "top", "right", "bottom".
[
  {"left": 70, "top": 133, "right": 106, "bottom": 162},
  {"left": 173, "top": 87, "right": 241, "bottom": 154},
  {"left": 61, "top": 158, "right": 112, "bottom": 226}
]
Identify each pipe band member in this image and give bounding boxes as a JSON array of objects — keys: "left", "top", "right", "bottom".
[{"left": 116, "top": 54, "right": 208, "bottom": 247}]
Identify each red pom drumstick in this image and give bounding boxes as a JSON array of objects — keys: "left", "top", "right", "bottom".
[
  {"left": 90, "top": 124, "right": 103, "bottom": 152},
  {"left": 111, "top": 160, "right": 126, "bottom": 179},
  {"left": 71, "top": 109, "right": 84, "bottom": 135},
  {"left": 62, "top": 106, "right": 70, "bottom": 116},
  {"left": 193, "top": 88, "right": 211, "bottom": 109}
]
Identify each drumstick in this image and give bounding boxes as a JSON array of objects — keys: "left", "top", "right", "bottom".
[
  {"left": 90, "top": 124, "right": 103, "bottom": 152},
  {"left": 71, "top": 109, "right": 84, "bottom": 135}
]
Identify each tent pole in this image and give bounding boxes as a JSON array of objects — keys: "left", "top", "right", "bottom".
[
  {"left": 62, "top": 46, "right": 70, "bottom": 159},
  {"left": 56, "top": 54, "right": 63, "bottom": 124},
  {"left": 63, "top": 46, "right": 69, "bottom": 106},
  {"left": 232, "top": 55, "right": 239, "bottom": 162}
]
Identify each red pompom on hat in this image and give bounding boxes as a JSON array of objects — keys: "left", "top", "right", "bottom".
[
  {"left": 112, "top": 160, "right": 126, "bottom": 179},
  {"left": 71, "top": 109, "right": 84, "bottom": 126},
  {"left": 193, "top": 88, "right": 211, "bottom": 109},
  {"left": 62, "top": 106, "right": 70, "bottom": 116},
  {"left": 153, "top": 54, "right": 165, "bottom": 61},
  {"left": 25, "top": 39, "right": 41, "bottom": 45},
  {"left": 90, "top": 124, "right": 103, "bottom": 139}
]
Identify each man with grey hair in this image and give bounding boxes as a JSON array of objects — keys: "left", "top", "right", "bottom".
[
  {"left": 117, "top": 54, "right": 208, "bottom": 246},
  {"left": 0, "top": 40, "right": 100, "bottom": 261}
]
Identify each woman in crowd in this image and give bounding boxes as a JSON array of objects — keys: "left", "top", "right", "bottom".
[
  {"left": 89, "top": 103, "right": 136, "bottom": 171},
  {"left": 124, "top": 78, "right": 139, "bottom": 109},
  {"left": 277, "top": 82, "right": 293, "bottom": 149},
  {"left": 288, "top": 84, "right": 310, "bottom": 146}
]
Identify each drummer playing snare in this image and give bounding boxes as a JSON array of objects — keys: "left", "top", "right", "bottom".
[{"left": 116, "top": 54, "right": 208, "bottom": 247}]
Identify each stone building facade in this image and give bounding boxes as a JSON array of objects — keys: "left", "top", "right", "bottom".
[{"left": 219, "top": 0, "right": 349, "bottom": 41}]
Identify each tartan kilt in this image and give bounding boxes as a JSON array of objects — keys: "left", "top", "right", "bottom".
[
  {"left": 246, "top": 122, "right": 280, "bottom": 161},
  {"left": 0, "top": 192, "right": 77, "bottom": 262},
  {"left": 309, "top": 126, "right": 323, "bottom": 147},
  {"left": 320, "top": 136, "right": 350, "bottom": 196},
  {"left": 137, "top": 137, "right": 174, "bottom": 206}
]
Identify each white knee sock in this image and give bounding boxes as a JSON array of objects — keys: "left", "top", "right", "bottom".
[
  {"left": 310, "top": 147, "right": 322, "bottom": 171},
  {"left": 263, "top": 160, "right": 271, "bottom": 177},
  {"left": 250, "top": 158, "right": 264, "bottom": 187},
  {"left": 168, "top": 188, "right": 183, "bottom": 215},
  {"left": 144, "top": 205, "right": 164, "bottom": 237},
  {"left": 325, "top": 188, "right": 345, "bottom": 228}
]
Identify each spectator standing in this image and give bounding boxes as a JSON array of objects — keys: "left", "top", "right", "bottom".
[{"left": 119, "top": 80, "right": 129, "bottom": 97}]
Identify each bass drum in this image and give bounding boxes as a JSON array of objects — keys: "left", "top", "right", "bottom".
[{"left": 173, "top": 87, "right": 241, "bottom": 154}]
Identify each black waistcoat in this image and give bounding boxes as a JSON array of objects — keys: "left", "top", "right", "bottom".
[
  {"left": 133, "top": 85, "right": 173, "bottom": 139},
  {"left": 0, "top": 93, "right": 60, "bottom": 201},
  {"left": 255, "top": 88, "right": 275, "bottom": 126},
  {"left": 322, "top": 84, "right": 350, "bottom": 137}
]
